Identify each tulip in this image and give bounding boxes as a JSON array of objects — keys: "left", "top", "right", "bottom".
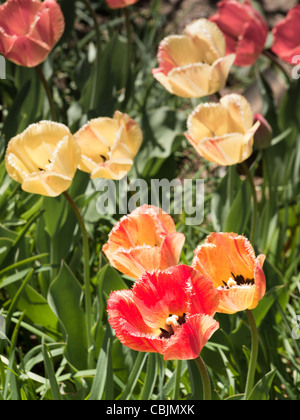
[
  {"left": 152, "top": 18, "right": 235, "bottom": 98},
  {"left": 5, "top": 121, "right": 81, "bottom": 197},
  {"left": 103, "top": 205, "right": 185, "bottom": 279},
  {"left": 210, "top": 0, "right": 269, "bottom": 67},
  {"left": 192, "top": 232, "right": 266, "bottom": 314},
  {"left": 0, "top": 0, "right": 65, "bottom": 68},
  {"left": 107, "top": 265, "right": 220, "bottom": 360},
  {"left": 105, "top": 0, "right": 139, "bottom": 9},
  {"left": 185, "top": 93, "right": 260, "bottom": 166},
  {"left": 74, "top": 111, "right": 143, "bottom": 180},
  {"left": 272, "top": 5, "right": 300, "bottom": 64}
]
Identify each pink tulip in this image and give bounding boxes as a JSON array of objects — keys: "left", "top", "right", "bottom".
[
  {"left": 105, "top": 0, "right": 139, "bottom": 9},
  {"left": 0, "top": 0, "right": 65, "bottom": 68},
  {"left": 210, "top": 0, "right": 269, "bottom": 67},
  {"left": 272, "top": 5, "right": 300, "bottom": 64}
]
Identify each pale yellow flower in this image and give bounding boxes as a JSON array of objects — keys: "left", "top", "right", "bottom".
[
  {"left": 5, "top": 121, "right": 81, "bottom": 197},
  {"left": 152, "top": 19, "right": 235, "bottom": 98},
  {"left": 74, "top": 111, "right": 143, "bottom": 180},
  {"left": 186, "top": 94, "right": 260, "bottom": 166}
]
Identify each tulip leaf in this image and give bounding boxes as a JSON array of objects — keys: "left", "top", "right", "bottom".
[
  {"left": 247, "top": 369, "right": 277, "bottom": 400},
  {"left": 48, "top": 261, "right": 88, "bottom": 370},
  {"left": 225, "top": 178, "right": 252, "bottom": 233}
]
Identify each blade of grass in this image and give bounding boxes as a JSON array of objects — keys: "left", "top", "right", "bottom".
[{"left": 42, "top": 337, "right": 63, "bottom": 401}]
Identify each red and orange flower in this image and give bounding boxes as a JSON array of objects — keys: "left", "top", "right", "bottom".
[
  {"left": 107, "top": 265, "right": 220, "bottom": 360},
  {"left": 103, "top": 205, "right": 185, "bottom": 279},
  {"left": 192, "top": 233, "right": 266, "bottom": 314}
]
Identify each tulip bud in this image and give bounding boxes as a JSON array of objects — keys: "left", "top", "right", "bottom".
[{"left": 253, "top": 114, "right": 273, "bottom": 149}]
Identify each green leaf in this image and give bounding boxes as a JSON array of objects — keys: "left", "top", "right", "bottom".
[
  {"left": 247, "top": 369, "right": 277, "bottom": 400},
  {"left": 225, "top": 178, "right": 251, "bottom": 233},
  {"left": 89, "top": 339, "right": 111, "bottom": 401},
  {"left": 48, "top": 261, "right": 88, "bottom": 370},
  {"left": 42, "top": 338, "right": 63, "bottom": 401}
]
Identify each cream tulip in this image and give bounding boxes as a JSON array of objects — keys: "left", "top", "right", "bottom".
[
  {"left": 152, "top": 19, "right": 235, "bottom": 98},
  {"left": 185, "top": 94, "right": 260, "bottom": 166},
  {"left": 5, "top": 121, "right": 81, "bottom": 197}
]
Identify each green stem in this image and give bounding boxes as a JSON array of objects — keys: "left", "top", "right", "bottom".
[
  {"left": 63, "top": 192, "right": 93, "bottom": 369},
  {"left": 36, "top": 65, "right": 57, "bottom": 121},
  {"left": 241, "top": 162, "right": 258, "bottom": 243},
  {"left": 245, "top": 309, "right": 259, "bottom": 400},
  {"left": 173, "top": 359, "right": 182, "bottom": 400},
  {"left": 195, "top": 356, "right": 212, "bottom": 400}
]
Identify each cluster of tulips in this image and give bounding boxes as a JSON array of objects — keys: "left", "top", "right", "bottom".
[{"left": 0, "top": 0, "right": 298, "bottom": 400}]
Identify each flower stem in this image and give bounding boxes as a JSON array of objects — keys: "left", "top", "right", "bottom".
[
  {"left": 63, "top": 192, "right": 93, "bottom": 369},
  {"left": 36, "top": 65, "right": 57, "bottom": 121},
  {"left": 173, "top": 359, "right": 182, "bottom": 400},
  {"left": 245, "top": 309, "right": 259, "bottom": 400},
  {"left": 241, "top": 162, "right": 258, "bottom": 244},
  {"left": 195, "top": 356, "right": 212, "bottom": 400}
]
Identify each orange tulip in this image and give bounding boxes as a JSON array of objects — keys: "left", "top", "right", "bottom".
[
  {"left": 5, "top": 121, "right": 81, "bottom": 197},
  {"left": 186, "top": 94, "right": 260, "bottom": 166},
  {"left": 103, "top": 205, "right": 185, "bottom": 279},
  {"left": 152, "top": 19, "right": 235, "bottom": 98},
  {"left": 0, "top": 0, "right": 65, "bottom": 68},
  {"left": 74, "top": 111, "right": 143, "bottom": 180},
  {"left": 192, "top": 232, "right": 266, "bottom": 314},
  {"left": 105, "top": 0, "right": 139, "bottom": 8}
]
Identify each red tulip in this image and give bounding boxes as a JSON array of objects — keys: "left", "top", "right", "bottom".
[
  {"left": 272, "top": 5, "right": 300, "bottom": 64},
  {"left": 0, "top": 0, "right": 65, "bottom": 68},
  {"left": 107, "top": 265, "right": 220, "bottom": 360},
  {"left": 105, "top": 0, "right": 139, "bottom": 9},
  {"left": 210, "top": 0, "right": 269, "bottom": 67}
]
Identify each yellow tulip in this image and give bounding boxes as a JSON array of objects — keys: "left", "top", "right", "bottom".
[
  {"left": 152, "top": 19, "right": 235, "bottom": 98},
  {"left": 5, "top": 121, "right": 81, "bottom": 197},
  {"left": 74, "top": 111, "right": 143, "bottom": 180},
  {"left": 185, "top": 94, "right": 260, "bottom": 166}
]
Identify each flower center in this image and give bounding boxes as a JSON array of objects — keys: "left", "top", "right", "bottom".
[
  {"left": 222, "top": 272, "right": 255, "bottom": 289},
  {"left": 159, "top": 313, "right": 186, "bottom": 339}
]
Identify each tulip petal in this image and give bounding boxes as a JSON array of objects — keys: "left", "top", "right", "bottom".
[
  {"left": 185, "top": 18, "right": 226, "bottom": 62},
  {"left": 187, "top": 102, "right": 230, "bottom": 140},
  {"left": 188, "top": 271, "right": 220, "bottom": 317},
  {"left": 156, "top": 35, "right": 207, "bottom": 74},
  {"left": 168, "top": 63, "right": 212, "bottom": 98},
  {"left": 132, "top": 267, "right": 192, "bottom": 330},
  {"left": 107, "top": 289, "right": 165, "bottom": 354},
  {"left": 163, "top": 314, "right": 219, "bottom": 360},
  {"left": 22, "top": 171, "right": 73, "bottom": 197},
  {"left": 210, "top": 54, "right": 236, "bottom": 94},
  {"left": 217, "top": 285, "right": 256, "bottom": 314},
  {"left": 160, "top": 232, "right": 185, "bottom": 270},
  {"left": 193, "top": 233, "right": 256, "bottom": 288},
  {"left": 220, "top": 93, "right": 254, "bottom": 133},
  {"left": 106, "top": 246, "right": 162, "bottom": 279}
]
